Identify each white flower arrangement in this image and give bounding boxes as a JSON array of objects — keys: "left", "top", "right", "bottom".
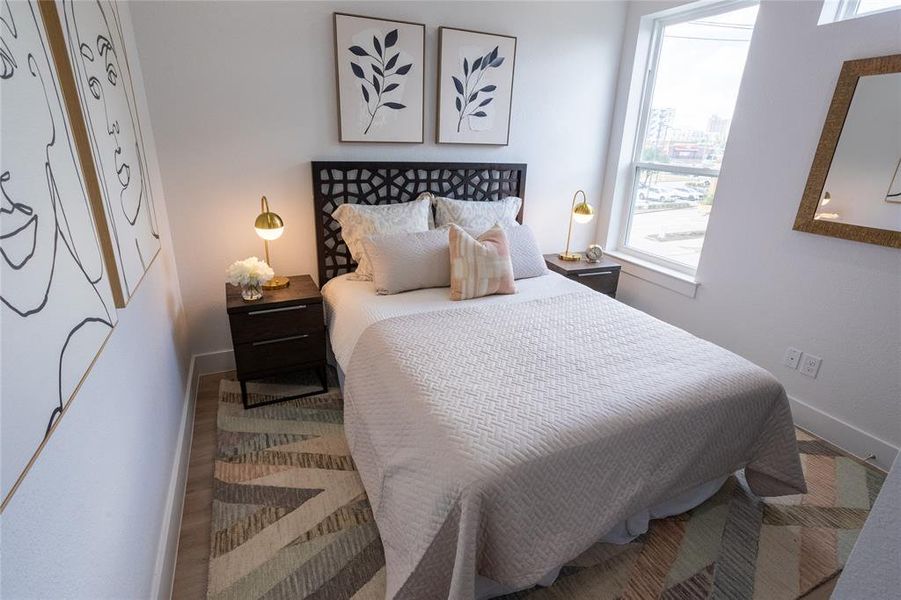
[{"left": 226, "top": 257, "right": 274, "bottom": 287}]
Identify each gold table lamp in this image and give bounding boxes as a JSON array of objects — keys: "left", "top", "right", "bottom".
[
  {"left": 254, "top": 195, "right": 290, "bottom": 290},
  {"left": 559, "top": 189, "right": 595, "bottom": 261}
]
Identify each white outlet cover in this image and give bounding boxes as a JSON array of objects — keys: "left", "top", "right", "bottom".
[
  {"left": 783, "top": 347, "right": 802, "bottom": 369},
  {"left": 800, "top": 354, "right": 822, "bottom": 378}
]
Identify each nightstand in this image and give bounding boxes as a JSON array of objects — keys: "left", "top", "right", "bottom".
[
  {"left": 544, "top": 254, "right": 621, "bottom": 298},
  {"left": 226, "top": 274, "right": 327, "bottom": 409}
]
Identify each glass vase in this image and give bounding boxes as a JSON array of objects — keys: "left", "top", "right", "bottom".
[{"left": 241, "top": 281, "right": 263, "bottom": 302}]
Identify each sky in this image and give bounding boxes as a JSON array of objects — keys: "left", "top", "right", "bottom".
[{"left": 647, "top": 5, "right": 759, "bottom": 140}]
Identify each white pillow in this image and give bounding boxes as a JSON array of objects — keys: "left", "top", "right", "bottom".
[
  {"left": 332, "top": 197, "right": 431, "bottom": 280},
  {"left": 505, "top": 225, "right": 548, "bottom": 280},
  {"left": 433, "top": 196, "right": 522, "bottom": 230},
  {"left": 362, "top": 228, "right": 451, "bottom": 295}
]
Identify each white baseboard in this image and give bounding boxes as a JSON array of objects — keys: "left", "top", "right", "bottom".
[
  {"left": 150, "top": 349, "right": 236, "bottom": 600},
  {"left": 193, "top": 348, "right": 235, "bottom": 376},
  {"left": 789, "top": 395, "right": 898, "bottom": 472}
]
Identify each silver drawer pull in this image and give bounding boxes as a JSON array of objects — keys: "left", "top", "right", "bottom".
[
  {"left": 577, "top": 271, "right": 613, "bottom": 277},
  {"left": 252, "top": 334, "right": 309, "bottom": 346},
  {"left": 248, "top": 305, "right": 307, "bottom": 316}
]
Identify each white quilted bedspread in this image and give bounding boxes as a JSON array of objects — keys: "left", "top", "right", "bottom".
[{"left": 343, "top": 289, "right": 806, "bottom": 599}]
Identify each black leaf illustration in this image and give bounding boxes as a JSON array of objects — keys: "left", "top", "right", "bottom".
[
  {"left": 452, "top": 46, "right": 506, "bottom": 133},
  {"left": 348, "top": 29, "right": 412, "bottom": 135}
]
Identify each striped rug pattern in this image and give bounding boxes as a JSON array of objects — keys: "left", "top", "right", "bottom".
[{"left": 207, "top": 377, "right": 885, "bottom": 600}]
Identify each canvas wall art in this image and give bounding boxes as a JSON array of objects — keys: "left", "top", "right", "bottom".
[
  {"left": 437, "top": 27, "right": 516, "bottom": 145},
  {"left": 1, "top": 0, "right": 117, "bottom": 507},
  {"left": 334, "top": 13, "right": 425, "bottom": 143},
  {"left": 58, "top": 0, "right": 161, "bottom": 303}
]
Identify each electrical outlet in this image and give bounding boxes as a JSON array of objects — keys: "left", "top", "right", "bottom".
[
  {"left": 800, "top": 354, "right": 822, "bottom": 378},
  {"left": 783, "top": 347, "right": 802, "bottom": 370}
]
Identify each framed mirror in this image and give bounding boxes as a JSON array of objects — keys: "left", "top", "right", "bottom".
[{"left": 794, "top": 54, "right": 901, "bottom": 249}]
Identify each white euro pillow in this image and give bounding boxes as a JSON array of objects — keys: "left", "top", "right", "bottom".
[
  {"left": 331, "top": 197, "right": 431, "bottom": 281},
  {"left": 433, "top": 195, "right": 522, "bottom": 230}
]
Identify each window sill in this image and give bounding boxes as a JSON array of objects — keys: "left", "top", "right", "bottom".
[{"left": 604, "top": 250, "right": 700, "bottom": 298}]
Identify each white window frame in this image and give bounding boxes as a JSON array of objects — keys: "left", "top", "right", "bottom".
[
  {"left": 820, "top": 0, "right": 901, "bottom": 24},
  {"left": 613, "top": 0, "right": 758, "bottom": 277}
]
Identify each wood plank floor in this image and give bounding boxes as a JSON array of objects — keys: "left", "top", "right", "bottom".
[
  {"left": 170, "top": 370, "right": 842, "bottom": 599},
  {"left": 172, "top": 370, "right": 234, "bottom": 600}
]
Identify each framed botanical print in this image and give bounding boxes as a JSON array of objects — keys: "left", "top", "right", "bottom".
[
  {"left": 437, "top": 27, "right": 516, "bottom": 145},
  {"left": 334, "top": 13, "right": 425, "bottom": 143}
]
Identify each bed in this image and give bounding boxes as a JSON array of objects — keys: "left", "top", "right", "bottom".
[{"left": 312, "top": 161, "right": 807, "bottom": 599}]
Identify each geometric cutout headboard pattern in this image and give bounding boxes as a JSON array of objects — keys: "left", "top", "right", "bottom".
[{"left": 311, "top": 161, "right": 527, "bottom": 285}]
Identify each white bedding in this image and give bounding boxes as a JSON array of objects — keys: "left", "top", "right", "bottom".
[
  {"left": 322, "top": 271, "right": 587, "bottom": 372},
  {"left": 324, "top": 272, "right": 805, "bottom": 598}
]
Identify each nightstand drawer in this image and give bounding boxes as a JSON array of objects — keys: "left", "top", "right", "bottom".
[
  {"left": 570, "top": 269, "right": 619, "bottom": 296},
  {"left": 234, "top": 331, "right": 326, "bottom": 379},
  {"left": 229, "top": 302, "right": 324, "bottom": 344}
]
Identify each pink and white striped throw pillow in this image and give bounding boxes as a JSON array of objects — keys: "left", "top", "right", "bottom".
[{"left": 448, "top": 224, "right": 516, "bottom": 301}]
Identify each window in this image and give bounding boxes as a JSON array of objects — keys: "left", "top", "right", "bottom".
[
  {"left": 619, "top": 2, "right": 759, "bottom": 273},
  {"left": 820, "top": 0, "right": 901, "bottom": 24}
]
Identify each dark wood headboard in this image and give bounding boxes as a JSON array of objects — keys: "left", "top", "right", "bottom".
[{"left": 311, "top": 161, "right": 527, "bottom": 285}]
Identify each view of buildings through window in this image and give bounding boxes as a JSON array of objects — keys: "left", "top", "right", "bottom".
[{"left": 624, "top": 3, "right": 759, "bottom": 270}]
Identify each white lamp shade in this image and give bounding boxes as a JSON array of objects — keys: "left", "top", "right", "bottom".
[
  {"left": 255, "top": 225, "right": 284, "bottom": 240},
  {"left": 573, "top": 212, "right": 594, "bottom": 224}
]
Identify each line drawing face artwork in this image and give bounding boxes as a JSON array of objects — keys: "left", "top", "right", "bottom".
[
  {"left": 1, "top": 0, "right": 117, "bottom": 503},
  {"left": 61, "top": 0, "right": 159, "bottom": 300}
]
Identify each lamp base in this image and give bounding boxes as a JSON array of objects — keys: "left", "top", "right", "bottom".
[
  {"left": 558, "top": 252, "right": 582, "bottom": 262},
  {"left": 262, "top": 275, "right": 290, "bottom": 290}
]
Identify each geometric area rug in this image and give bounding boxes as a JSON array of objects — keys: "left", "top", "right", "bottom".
[{"left": 206, "top": 376, "right": 886, "bottom": 600}]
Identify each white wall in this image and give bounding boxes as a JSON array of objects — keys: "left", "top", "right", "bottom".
[
  {"left": 0, "top": 4, "right": 190, "bottom": 598},
  {"left": 598, "top": 0, "right": 901, "bottom": 468},
  {"left": 128, "top": 0, "right": 628, "bottom": 355}
]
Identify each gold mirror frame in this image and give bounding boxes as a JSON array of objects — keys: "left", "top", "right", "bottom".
[{"left": 794, "top": 54, "right": 901, "bottom": 249}]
